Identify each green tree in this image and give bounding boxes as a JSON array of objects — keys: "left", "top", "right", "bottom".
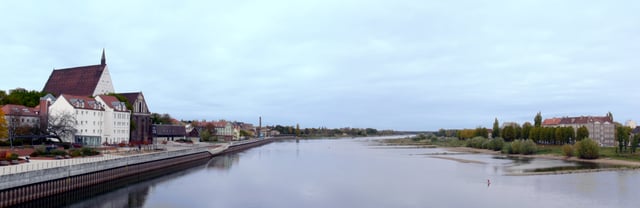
[
  {"left": 151, "top": 113, "right": 173, "bottom": 124},
  {"left": 502, "top": 126, "right": 515, "bottom": 142},
  {"left": 474, "top": 127, "right": 488, "bottom": 138},
  {"left": 1, "top": 88, "right": 47, "bottom": 107},
  {"left": 492, "top": 118, "right": 500, "bottom": 138},
  {"left": 0, "top": 109, "right": 7, "bottom": 139},
  {"left": 521, "top": 122, "right": 532, "bottom": 140},
  {"left": 200, "top": 129, "right": 213, "bottom": 142},
  {"left": 616, "top": 126, "right": 631, "bottom": 153},
  {"left": 631, "top": 134, "right": 640, "bottom": 153},
  {"left": 564, "top": 126, "right": 575, "bottom": 144},
  {"left": 554, "top": 127, "right": 563, "bottom": 145},
  {"left": 534, "top": 112, "right": 542, "bottom": 127},
  {"left": 576, "top": 126, "right": 589, "bottom": 141},
  {"left": 295, "top": 123, "right": 301, "bottom": 137},
  {"left": 575, "top": 138, "right": 599, "bottom": 159},
  {"left": 529, "top": 127, "right": 540, "bottom": 143}
]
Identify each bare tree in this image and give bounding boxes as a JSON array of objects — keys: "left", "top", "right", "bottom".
[{"left": 48, "top": 111, "right": 77, "bottom": 142}]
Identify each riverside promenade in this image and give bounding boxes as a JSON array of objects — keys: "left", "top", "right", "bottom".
[
  {"left": 0, "top": 141, "right": 226, "bottom": 177},
  {"left": 0, "top": 138, "right": 277, "bottom": 207}
]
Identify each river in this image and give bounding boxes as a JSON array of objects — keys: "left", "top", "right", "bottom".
[{"left": 55, "top": 137, "right": 639, "bottom": 207}]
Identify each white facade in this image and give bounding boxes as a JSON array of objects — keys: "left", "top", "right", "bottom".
[
  {"left": 96, "top": 95, "right": 129, "bottom": 144},
  {"left": 92, "top": 66, "right": 115, "bottom": 96},
  {"left": 48, "top": 94, "right": 129, "bottom": 146},
  {"left": 626, "top": 120, "right": 636, "bottom": 129}
]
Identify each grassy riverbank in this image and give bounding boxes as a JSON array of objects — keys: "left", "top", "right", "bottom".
[{"left": 381, "top": 136, "right": 640, "bottom": 167}]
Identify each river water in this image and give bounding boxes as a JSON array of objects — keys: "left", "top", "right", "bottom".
[{"left": 63, "top": 137, "right": 637, "bottom": 208}]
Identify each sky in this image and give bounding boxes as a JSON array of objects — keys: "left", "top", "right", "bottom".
[{"left": 1, "top": 0, "right": 639, "bottom": 131}]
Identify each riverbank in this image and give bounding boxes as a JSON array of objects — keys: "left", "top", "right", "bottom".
[
  {"left": 0, "top": 138, "right": 277, "bottom": 207},
  {"left": 380, "top": 138, "right": 640, "bottom": 175},
  {"left": 444, "top": 146, "right": 640, "bottom": 168}
]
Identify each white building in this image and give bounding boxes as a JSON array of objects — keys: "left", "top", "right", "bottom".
[{"left": 48, "top": 94, "right": 129, "bottom": 146}]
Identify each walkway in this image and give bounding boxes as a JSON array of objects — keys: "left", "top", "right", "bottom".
[{"left": 0, "top": 142, "right": 225, "bottom": 176}]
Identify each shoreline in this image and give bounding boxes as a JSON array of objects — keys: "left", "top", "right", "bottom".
[
  {"left": 443, "top": 146, "right": 640, "bottom": 176},
  {"left": 444, "top": 146, "right": 640, "bottom": 168}
]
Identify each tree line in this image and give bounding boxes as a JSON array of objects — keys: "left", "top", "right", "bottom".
[{"left": 270, "top": 125, "right": 395, "bottom": 137}]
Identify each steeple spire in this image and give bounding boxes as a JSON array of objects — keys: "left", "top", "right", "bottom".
[{"left": 101, "top": 48, "right": 106, "bottom": 65}]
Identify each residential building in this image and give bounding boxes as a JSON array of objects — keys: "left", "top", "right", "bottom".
[
  {"left": 95, "top": 95, "right": 131, "bottom": 144},
  {"left": 119, "top": 92, "right": 152, "bottom": 144},
  {"left": 42, "top": 49, "right": 115, "bottom": 97},
  {"left": 542, "top": 114, "right": 615, "bottom": 146},
  {"left": 212, "top": 121, "right": 236, "bottom": 141},
  {"left": 1, "top": 104, "right": 41, "bottom": 139},
  {"left": 48, "top": 94, "right": 130, "bottom": 146},
  {"left": 625, "top": 120, "right": 636, "bottom": 129}
]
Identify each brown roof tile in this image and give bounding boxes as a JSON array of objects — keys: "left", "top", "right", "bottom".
[
  {"left": 60, "top": 94, "right": 104, "bottom": 111},
  {"left": 42, "top": 64, "right": 106, "bottom": 97},
  {"left": 1, "top": 104, "right": 40, "bottom": 117},
  {"left": 97, "top": 95, "right": 128, "bottom": 112}
]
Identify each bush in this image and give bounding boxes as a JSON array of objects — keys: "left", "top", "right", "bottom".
[
  {"left": 510, "top": 140, "right": 522, "bottom": 154},
  {"left": 481, "top": 139, "right": 492, "bottom": 149},
  {"left": 519, "top": 139, "right": 537, "bottom": 155},
  {"left": 562, "top": 144, "right": 574, "bottom": 157},
  {"left": 9, "top": 153, "right": 18, "bottom": 160},
  {"left": 501, "top": 143, "right": 512, "bottom": 154},
  {"left": 489, "top": 138, "right": 504, "bottom": 151},
  {"left": 61, "top": 143, "right": 71, "bottom": 149},
  {"left": 467, "top": 137, "right": 487, "bottom": 148},
  {"left": 69, "top": 149, "right": 82, "bottom": 157},
  {"left": 412, "top": 134, "right": 427, "bottom": 141},
  {"left": 576, "top": 138, "right": 599, "bottom": 159}
]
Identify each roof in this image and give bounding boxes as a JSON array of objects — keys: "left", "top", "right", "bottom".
[
  {"left": 119, "top": 92, "right": 151, "bottom": 114},
  {"left": 152, "top": 124, "right": 186, "bottom": 136},
  {"left": 118, "top": 92, "right": 141, "bottom": 105},
  {"left": 43, "top": 64, "right": 106, "bottom": 97},
  {"left": 96, "top": 95, "right": 128, "bottom": 112},
  {"left": 60, "top": 94, "right": 104, "bottom": 111},
  {"left": 542, "top": 118, "right": 561, "bottom": 125},
  {"left": 1, "top": 104, "right": 40, "bottom": 117},
  {"left": 542, "top": 116, "right": 613, "bottom": 125}
]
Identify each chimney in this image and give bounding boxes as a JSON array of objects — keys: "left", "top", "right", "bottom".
[{"left": 39, "top": 99, "right": 49, "bottom": 133}]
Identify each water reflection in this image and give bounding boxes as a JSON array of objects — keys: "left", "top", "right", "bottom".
[
  {"left": 206, "top": 153, "right": 240, "bottom": 170},
  {"left": 30, "top": 138, "right": 640, "bottom": 208}
]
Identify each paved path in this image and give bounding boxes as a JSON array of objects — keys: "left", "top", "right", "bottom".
[{"left": 0, "top": 142, "right": 225, "bottom": 175}]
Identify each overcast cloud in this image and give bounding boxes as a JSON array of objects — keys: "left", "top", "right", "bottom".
[{"left": 1, "top": 0, "right": 639, "bottom": 131}]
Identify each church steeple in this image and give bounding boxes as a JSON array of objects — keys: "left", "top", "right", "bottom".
[{"left": 101, "top": 48, "right": 106, "bottom": 65}]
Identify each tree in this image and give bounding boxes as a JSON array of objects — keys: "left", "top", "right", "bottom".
[
  {"left": 564, "top": 126, "right": 575, "bottom": 144},
  {"left": 631, "top": 134, "right": 640, "bottom": 153},
  {"left": 474, "top": 127, "right": 488, "bottom": 138},
  {"left": 492, "top": 118, "right": 500, "bottom": 138},
  {"left": 575, "top": 138, "right": 599, "bottom": 159},
  {"left": 239, "top": 129, "right": 253, "bottom": 138},
  {"left": 0, "top": 109, "right": 7, "bottom": 139},
  {"left": 151, "top": 113, "right": 173, "bottom": 124},
  {"left": 521, "top": 122, "right": 532, "bottom": 140},
  {"left": 295, "top": 124, "right": 301, "bottom": 137},
  {"left": 1, "top": 88, "right": 47, "bottom": 107},
  {"left": 576, "top": 126, "right": 589, "bottom": 141},
  {"left": 502, "top": 126, "right": 515, "bottom": 142},
  {"left": 200, "top": 129, "right": 213, "bottom": 142},
  {"left": 529, "top": 127, "right": 540, "bottom": 143},
  {"left": 616, "top": 126, "right": 631, "bottom": 153},
  {"left": 48, "top": 111, "right": 77, "bottom": 142},
  {"left": 534, "top": 112, "right": 542, "bottom": 127}
]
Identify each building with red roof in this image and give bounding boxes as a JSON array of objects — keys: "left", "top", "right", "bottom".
[
  {"left": 42, "top": 49, "right": 115, "bottom": 97},
  {"left": 542, "top": 114, "right": 615, "bottom": 146}
]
